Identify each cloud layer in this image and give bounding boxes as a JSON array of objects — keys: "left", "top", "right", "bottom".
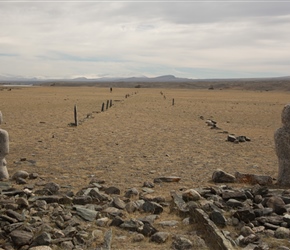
[{"left": 1, "top": 2, "right": 290, "bottom": 79}]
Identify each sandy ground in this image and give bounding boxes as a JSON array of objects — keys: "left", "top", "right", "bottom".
[{"left": 1, "top": 86, "right": 290, "bottom": 248}]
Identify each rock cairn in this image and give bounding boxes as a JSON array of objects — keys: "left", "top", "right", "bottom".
[
  {"left": 275, "top": 104, "right": 290, "bottom": 186},
  {"left": 1, "top": 170, "right": 290, "bottom": 249},
  {"left": 0, "top": 111, "right": 9, "bottom": 180}
]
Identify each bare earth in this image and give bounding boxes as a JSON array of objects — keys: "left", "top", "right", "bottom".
[{"left": 1, "top": 86, "right": 290, "bottom": 249}]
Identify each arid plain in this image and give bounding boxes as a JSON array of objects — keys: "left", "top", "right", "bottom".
[{"left": 1, "top": 85, "right": 290, "bottom": 249}]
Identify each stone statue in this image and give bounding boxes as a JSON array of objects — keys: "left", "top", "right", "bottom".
[
  {"left": 275, "top": 104, "right": 290, "bottom": 186},
  {"left": 0, "top": 111, "right": 9, "bottom": 180}
]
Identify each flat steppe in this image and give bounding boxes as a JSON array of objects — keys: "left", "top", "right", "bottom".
[
  {"left": 1, "top": 86, "right": 288, "bottom": 190},
  {"left": 1, "top": 86, "right": 290, "bottom": 248}
]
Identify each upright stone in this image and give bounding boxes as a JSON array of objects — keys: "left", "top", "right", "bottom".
[
  {"left": 0, "top": 111, "right": 9, "bottom": 180},
  {"left": 275, "top": 104, "right": 290, "bottom": 186}
]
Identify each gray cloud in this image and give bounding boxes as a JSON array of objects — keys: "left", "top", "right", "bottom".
[{"left": 0, "top": 2, "right": 290, "bottom": 78}]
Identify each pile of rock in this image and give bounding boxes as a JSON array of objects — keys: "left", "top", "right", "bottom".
[
  {"left": 1, "top": 169, "right": 290, "bottom": 249},
  {"left": 194, "top": 182, "right": 290, "bottom": 249},
  {"left": 0, "top": 172, "right": 210, "bottom": 250}
]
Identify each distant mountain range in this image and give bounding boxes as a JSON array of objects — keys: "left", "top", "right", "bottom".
[
  {"left": 1, "top": 74, "right": 290, "bottom": 82},
  {"left": 0, "top": 74, "right": 187, "bottom": 82},
  {"left": 1, "top": 74, "right": 290, "bottom": 91}
]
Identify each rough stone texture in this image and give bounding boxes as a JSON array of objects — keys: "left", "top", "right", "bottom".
[
  {"left": 171, "top": 235, "right": 193, "bottom": 250},
  {"left": 153, "top": 176, "right": 181, "bottom": 183},
  {"left": 190, "top": 208, "right": 235, "bottom": 250},
  {"left": 182, "top": 189, "right": 202, "bottom": 201},
  {"left": 150, "top": 232, "right": 170, "bottom": 243},
  {"left": 10, "top": 230, "right": 34, "bottom": 247},
  {"left": 12, "top": 170, "right": 29, "bottom": 180},
  {"left": 235, "top": 172, "right": 273, "bottom": 185},
  {"left": 29, "top": 247, "right": 53, "bottom": 250},
  {"left": 212, "top": 169, "right": 236, "bottom": 183},
  {"left": 275, "top": 103, "right": 290, "bottom": 186},
  {"left": 274, "top": 227, "right": 290, "bottom": 239},
  {"left": 0, "top": 126, "right": 9, "bottom": 180},
  {"left": 2, "top": 169, "right": 290, "bottom": 249}
]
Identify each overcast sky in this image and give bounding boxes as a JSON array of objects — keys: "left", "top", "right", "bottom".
[{"left": 0, "top": 1, "right": 290, "bottom": 79}]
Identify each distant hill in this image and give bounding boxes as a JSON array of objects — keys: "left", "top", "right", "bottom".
[{"left": 1, "top": 74, "right": 290, "bottom": 91}]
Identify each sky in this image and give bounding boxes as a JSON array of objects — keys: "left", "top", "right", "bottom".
[{"left": 0, "top": 1, "right": 290, "bottom": 79}]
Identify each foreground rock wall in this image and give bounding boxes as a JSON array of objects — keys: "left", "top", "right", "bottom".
[{"left": 1, "top": 169, "right": 290, "bottom": 249}]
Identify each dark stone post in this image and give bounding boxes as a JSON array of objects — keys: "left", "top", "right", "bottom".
[{"left": 74, "top": 105, "right": 78, "bottom": 126}]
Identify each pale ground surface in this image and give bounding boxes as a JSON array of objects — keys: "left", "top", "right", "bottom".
[{"left": 1, "top": 86, "right": 290, "bottom": 249}]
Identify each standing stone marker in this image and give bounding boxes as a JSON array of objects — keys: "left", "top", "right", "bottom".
[
  {"left": 275, "top": 104, "right": 290, "bottom": 186},
  {"left": 0, "top": 111, "right": 9, "bottom": 180}
]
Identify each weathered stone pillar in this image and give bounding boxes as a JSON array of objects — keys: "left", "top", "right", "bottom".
[
  {"left": 275, "top": 104, "right": 290, "bottom": 186},
  {"left": 0, "top": 111, "right": 9, "bottom": 180}
]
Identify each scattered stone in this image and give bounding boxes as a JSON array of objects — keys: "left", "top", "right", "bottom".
[
  {"left": 73, "top": 196, "right": 92, "bottom": 205},
  {"left": 142, "top": 201, "right": 163, "bottom": 214},
  {"left": 102, "top": 228, "right": 113, "bottom": 250},
  {"left": 274, "top": 227, "right": 290, "bottom": 239},
  {"left": 142, "top": 187, "right": 155, "bottom": 193},
  {"left": 12, "top": 170, "right": 29, "bottom": 180},
  {"left": 139, "top": 221, "right": 158, "bottom": 237},
  {"left": 30, "top": 232, "right": 52, "bottom": 247},
  {"left": 112, "top": 197, "right": 126, "bottom": 209},
  {"left": 227, "top": 134, "right": 237, "bottom": 142},
  {"left": 171, "top": 235, "right": 193, "bottom": 250},
  {"left": 103, "top": 207, "right": 123, "bottom": 217},
  {"left": 191, "top": 235, "right": 207, "bottom": 249},
  {"left": 132, "top": 233, "right": 145, "bottom": 242},
  {"left": 153, "top": 176, "right": 181, "bottom": 183},
  {"left": 2, "top": 168, "right": 290, "bottom": 250},
  {"left": 182, "top": 189, "right": 202, "bottom": 201},
  {"left": 10, "top": 230, "right": 33, "bottom": 247},
  {"left": 96, "top": 217, "right": 110, "bottom": 227},
  {"left": 158, "top": 220, "right": 179, "bottom": 227},
  {"left": 240, "top": 226, "right": 255, "bottom": 237},
  {"left": 150, "top": 232, "right": 170, "bottom": 243},
  {"left": 120, "top": 219, "right": 144, "bottom": 232},
  {"left": 212, "top": 169, "right": 236, "bottom": 183},
  {"left": 104, "top": 186, "right": 120, "bottom": 195},
  {"left": 266, "top": 196, "right": 287, "bottom": 215},
  {"left": 125, "top": 201, "right": 138, "bottom": 213},
  {"left": 109, "top": 216, "right": 124, "bottom": 227},
  {"left": 143, "top": 181, "right": 154, "bottom": 188},
  {"left": 29, "top": 173, "right": 39, "bottom": 179},
  {"left": 226, "top": 198, "right": 244, "bottom": 208},
  {"left": 239, "top": 234, "right": 259, "bottom": 247},
  {"left": 222, "top": 190, "right": 247, "bottom": 201},
  {"left": 227, "top": 135, "right": 251, "bottom": 143},
  {"left": 233, "top": 209, "right": 256, "bottom": 223},
  {"left": 209, "top": 211, "right": 227, "bottom": 227},
  {"left": 124, "top": 187, "right": 139, "bottom": 198},
  {"left": 74, "top": 205, "right": 98, "bottom": 221},
  {"left": 205, "top": 119, "right": 217, "bottom": 128},
  {"left": 44, "top": 182, "right": 60, "bottom": 194},
  {"left": 29, "top": 247, "right": 53, "bottom": 250},
  {"left": 171, "top": 190, "right": 189, "bottom": 213},
  {"left": 235, "top": 172, "right": 273, "bottom": 185}
]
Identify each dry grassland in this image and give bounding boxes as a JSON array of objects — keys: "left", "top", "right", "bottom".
[{"left": 1, "top": 86, "right": 290, "bottom": 249}]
